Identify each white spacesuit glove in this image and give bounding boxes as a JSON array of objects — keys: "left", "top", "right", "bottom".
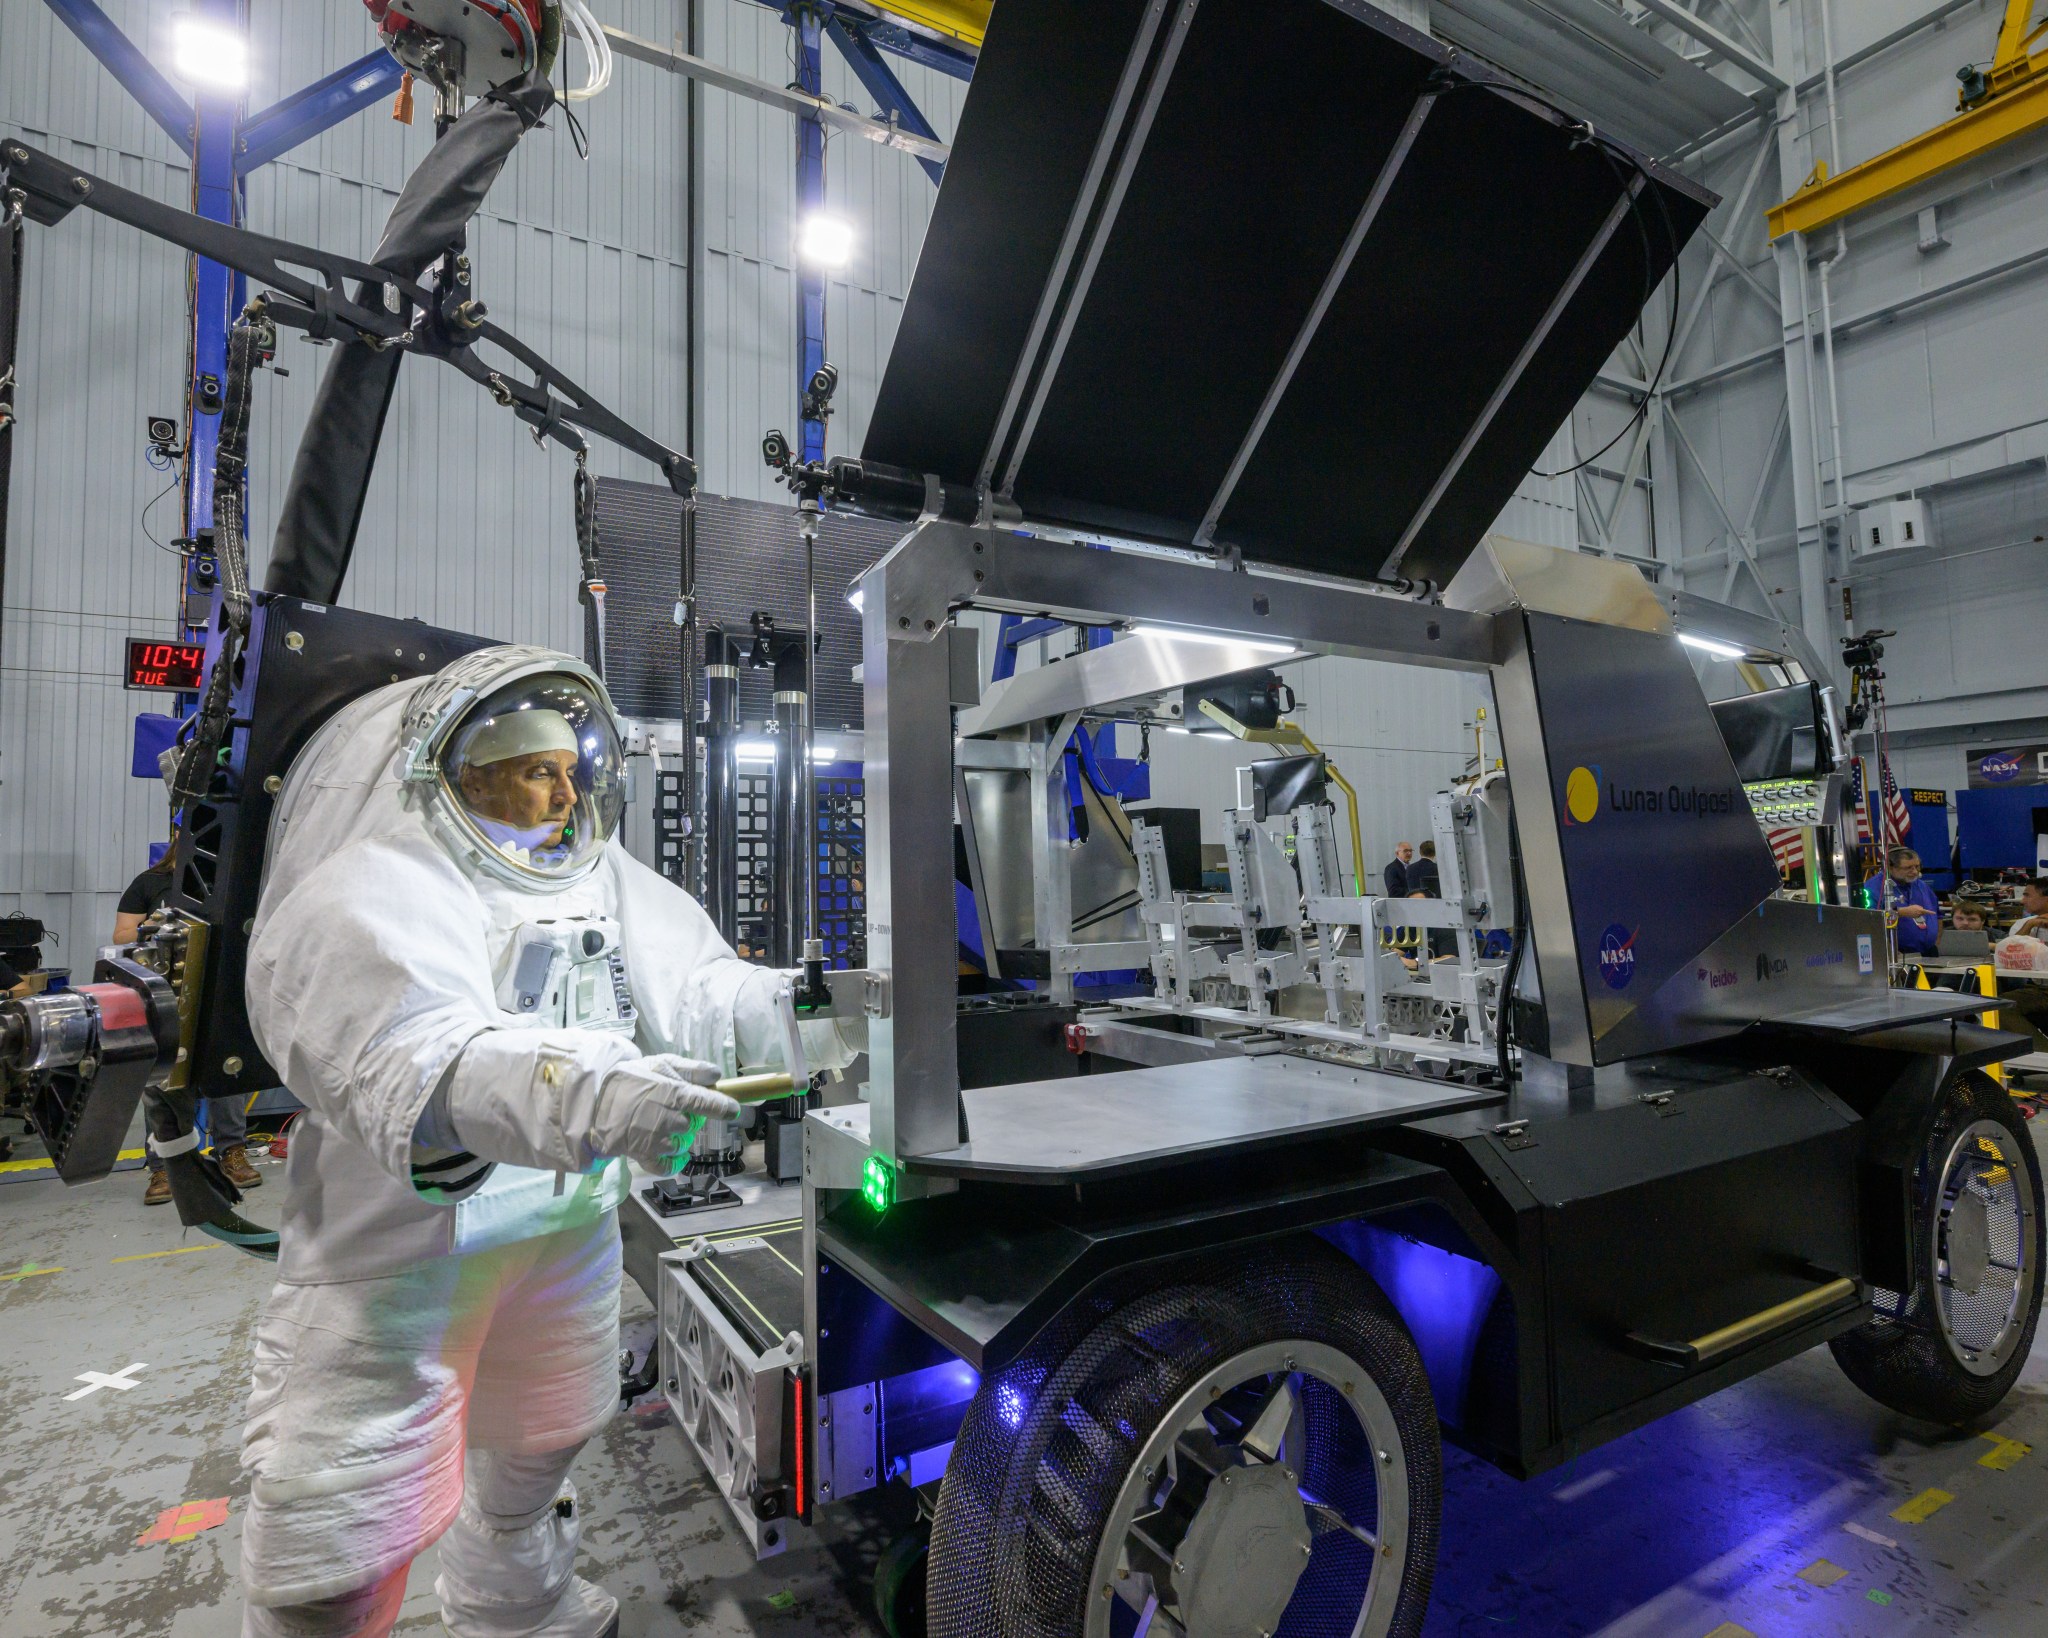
[
  {"left": 441, "top": 1033, "right": 736, "bottom": 1177},
  {"left": 592, "top": 1054, "right": 739, "bottom": 1173},
  {"left": 805, "top": 1011, "right": 867, "bottom": 1070}
]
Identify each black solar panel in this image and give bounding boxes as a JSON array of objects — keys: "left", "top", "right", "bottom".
[
  {"left": 861, "top": 0, "right": 1713, "bottom": 589},
  {"left": 593, "top": 482, "right": 901, "bottom": 729}
]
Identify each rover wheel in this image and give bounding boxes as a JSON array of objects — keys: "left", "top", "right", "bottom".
[
  {"left": 874, "top": 1520, "right": 931, "bottom": 1638},
  {"left": 927, "top": 1239, "right": 1441, "bottom": 1638},
  {"left": 1832, "top": 1072, "right": 2044, "bottom": 1423}
]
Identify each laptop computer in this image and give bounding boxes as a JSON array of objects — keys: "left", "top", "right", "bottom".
[{"left": 1939, "top": 927, "right": 1993, "bottom": 958}]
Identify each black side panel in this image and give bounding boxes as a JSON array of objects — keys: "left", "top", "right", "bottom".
[
  {"left": 170, "top": 596, "right": 491, "bottom": 1094},
  {"left": 815, "top": 1148, "right": 1467, "bottom": 1379},
  {"left": 592, "top": 483, "right": 900, "bottom": 729},
  {"left": 1471, "top": 1074, "right": 1862, "bottom": 1443},
  {"left": 957, "top": 997, "right": 1080, "bottom": 1089}
]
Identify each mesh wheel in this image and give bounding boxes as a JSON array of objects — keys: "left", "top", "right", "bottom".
[
  {"left": 1832, "top": 1072, "right": 2044, "bottom": 1423},
  {"left": 928, "top": 1238, "right": 1441, "bottom": 1638},
  {"left": 874, "top": 1523, "right": 931, "bottom": 1638}
]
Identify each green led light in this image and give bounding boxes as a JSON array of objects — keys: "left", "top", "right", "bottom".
[{"left": 862, "top": 1154, "right": 896, "bottom": 1214}]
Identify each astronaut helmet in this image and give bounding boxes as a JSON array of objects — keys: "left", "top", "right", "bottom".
[{"left": 402, "top": 646, "right": 626, "bottom": 891}]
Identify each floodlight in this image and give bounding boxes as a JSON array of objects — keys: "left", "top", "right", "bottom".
[
  {"left": 171, "top": 15, "right": 249, "bottom": 92},
  {"left": 797, "top": 212, "right": 854, "bottom": 270}
]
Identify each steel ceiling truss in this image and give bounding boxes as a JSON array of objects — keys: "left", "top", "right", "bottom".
[
  {"left": 39, "top": 0, "right": 406, "bottom": 651},
  {"left": 0, "top": 140, "right": 694, "bottom": 490}
]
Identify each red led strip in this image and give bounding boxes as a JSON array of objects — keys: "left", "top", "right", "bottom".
[{"left": 790, "top": 1371, "right": 808, "bottom": 1520}]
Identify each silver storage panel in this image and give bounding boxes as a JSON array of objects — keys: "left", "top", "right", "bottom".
[{"left": 657, "top": 1243, "right": 804, "bottom": 1559}]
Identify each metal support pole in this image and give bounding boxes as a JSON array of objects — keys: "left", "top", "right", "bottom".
[
  {"left": 181, "top": 0, "right": 249, "bottom": 645},
  {"left": 703, "top": 628, "right": 741, "bottom": 942},
  {"left": 772, "top": 641, "right": 809, "bottom": 968},
  {"left": 824, "top": 17, "right": 946, "bottom": 186},
  {"left": 794, "top": 4, "right": 829, "bottom": 466},
  {"left": 1765, "top": 5, "right": 1838, "bottom": 672},
  {"left": 39, "top": 0, "right": 193, "bottom": 148},
  {"left": 800, "top": 500, "right": 820, "bottom": 956},
  {"left": 236, "top": 51, "right": 404, "bottom": 174},
  {"left": 860, "top": 567, "right": 960, "bottom": 1160},
  {"left": 678, "top": 498, "right": 702, "bottom": 895}
]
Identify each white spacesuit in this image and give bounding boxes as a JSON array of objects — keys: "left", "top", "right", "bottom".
[{"left": 238, "top": 646, "right": 832, "bottom": 1638}]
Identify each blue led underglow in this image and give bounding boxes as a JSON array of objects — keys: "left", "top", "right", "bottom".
[{"left": 1320, "top": 1219, "right": 1502, "bottom": 1427}]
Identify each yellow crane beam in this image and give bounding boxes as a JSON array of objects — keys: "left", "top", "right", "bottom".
[
  {"left": 1768, "top": 0, "right": 2048, "bottom": 240},
  {"left": 863, "top": 0, "right": 989, "bottom": 51}
]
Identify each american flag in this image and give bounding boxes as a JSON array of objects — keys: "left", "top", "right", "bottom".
[
  {"left": 1765, "top": 827, "right": 1805, "bottom": 875},
  {"left": 1878, "top": 753, "right": 1912, "bottom": 848},
  {"left": 1846, "top": 758, "right": 1874, "bottom": 844}
]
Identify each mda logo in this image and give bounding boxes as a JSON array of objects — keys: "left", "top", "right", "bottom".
[{"left": 1597, "top": 923, "right": 1638, "bottom": 990}]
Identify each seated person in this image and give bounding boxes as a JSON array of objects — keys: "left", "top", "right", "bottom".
[
  {"left": 2004, "top": 879, "right": 2048, "bottom": 1049},
  {"left": 1939, "top": 902, "right": 1993, "bottom": 958}
]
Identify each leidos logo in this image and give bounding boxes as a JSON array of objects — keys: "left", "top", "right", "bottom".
[
  {"left": 1598, "top": 923, "right": 1638, "bottom": 990},
  {"left": 1563, "top": 765, "right": 1601, "bottom": 825}
]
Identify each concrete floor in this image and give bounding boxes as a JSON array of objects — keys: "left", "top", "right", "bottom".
[{"left": 4, "top": 1133, "right": 2048, "bottom": 1638}]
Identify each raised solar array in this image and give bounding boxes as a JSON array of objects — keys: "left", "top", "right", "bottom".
[{"left": 862, "top": 0, "right": 1713, "bottom": 589}]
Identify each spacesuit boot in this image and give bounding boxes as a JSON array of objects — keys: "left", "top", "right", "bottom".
[
  {"left": 435, "top": 1446, "right": 619, "bottom": 1638},
  {"left": 240, "top": 1572, "right": 408, "bottom": 1638}
]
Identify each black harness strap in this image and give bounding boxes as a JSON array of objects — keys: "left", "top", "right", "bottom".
[{"left": 574, "top": 451, "right": 606, "bottom": 679}]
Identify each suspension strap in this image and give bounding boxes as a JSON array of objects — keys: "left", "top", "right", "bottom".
[{"left": 574, "top": 450, "right": 606, "bottom": 679}]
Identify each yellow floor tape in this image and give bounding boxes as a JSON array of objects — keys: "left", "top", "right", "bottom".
[
  {"left": 1891, "top": 1487, "right": 1955, "bottom": 1523},
  {"left": 110, "top": 1243, "right": 221, "bottom": 1264},
  {"left": 0, "top": 1146, "right": 146, "bottom": 1175},
  {"left": 1980, "top": 1433, "right": 2032, "bottom": 1470}
]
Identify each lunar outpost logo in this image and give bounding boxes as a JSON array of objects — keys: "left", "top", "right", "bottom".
[{"left": 1563, "top": 764, "right": 1601, "bottom": 825}]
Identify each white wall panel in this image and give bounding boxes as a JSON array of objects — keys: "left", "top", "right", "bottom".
[
  {"left": 696, "top": 0, "right": 963, "bottom": 500},
  {"left": 2, "top": 0, "right": 696, "bottom": 965},
  {"left": 1144, "top": 652, "right": 1480, "bottom": 887}
]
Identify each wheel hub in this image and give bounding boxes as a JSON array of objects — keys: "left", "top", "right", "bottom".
[
  {"left": 1932, "top": 1117, "right": 2037, "bottom": 1377},
  {"left": 1944, "top": 1186, "right": 1992, "bottom": 1295},
  {"left": 1087, "top": 1339, "right": 1409, "bottom": 1638},
  {"left": 1172, "top": 1461, "right": 1313, "bottom": 1636}
]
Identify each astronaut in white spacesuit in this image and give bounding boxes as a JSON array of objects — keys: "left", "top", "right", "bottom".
[{"left": 237, "top": 645, "right": 837, "bottom": 1637}]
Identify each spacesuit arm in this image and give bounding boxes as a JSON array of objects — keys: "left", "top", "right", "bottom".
[
  {"left": 247, "top": 838, "right": 517, "bottom": 1193},
  {"left": 608, "top": 850, "right": 862, "bottom": 1075}
]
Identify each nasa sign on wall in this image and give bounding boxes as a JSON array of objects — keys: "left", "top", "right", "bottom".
[{"left": 1968, "top": 745, "right": 2048, "bottom": 788}]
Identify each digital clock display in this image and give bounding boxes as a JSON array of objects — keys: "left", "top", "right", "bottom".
[{"left": 125, "top": 638, "right": 208, "bottom": 692}]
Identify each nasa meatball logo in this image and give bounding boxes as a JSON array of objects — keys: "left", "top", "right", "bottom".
[
  {"left": 1598, "top": 923, "right": 1639, "bottom": 989},
  {"left": 1979, "top": 749, "right": 2024, "bottom": 784}
]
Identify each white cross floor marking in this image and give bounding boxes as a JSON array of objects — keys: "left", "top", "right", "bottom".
[{"left": 65, "top": 1361, "right": 148, "bottom": 1400}]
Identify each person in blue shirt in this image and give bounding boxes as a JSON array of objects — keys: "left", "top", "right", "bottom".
[{"left": 1866, "top": 845, "right": 1940, "bottom": 956}]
